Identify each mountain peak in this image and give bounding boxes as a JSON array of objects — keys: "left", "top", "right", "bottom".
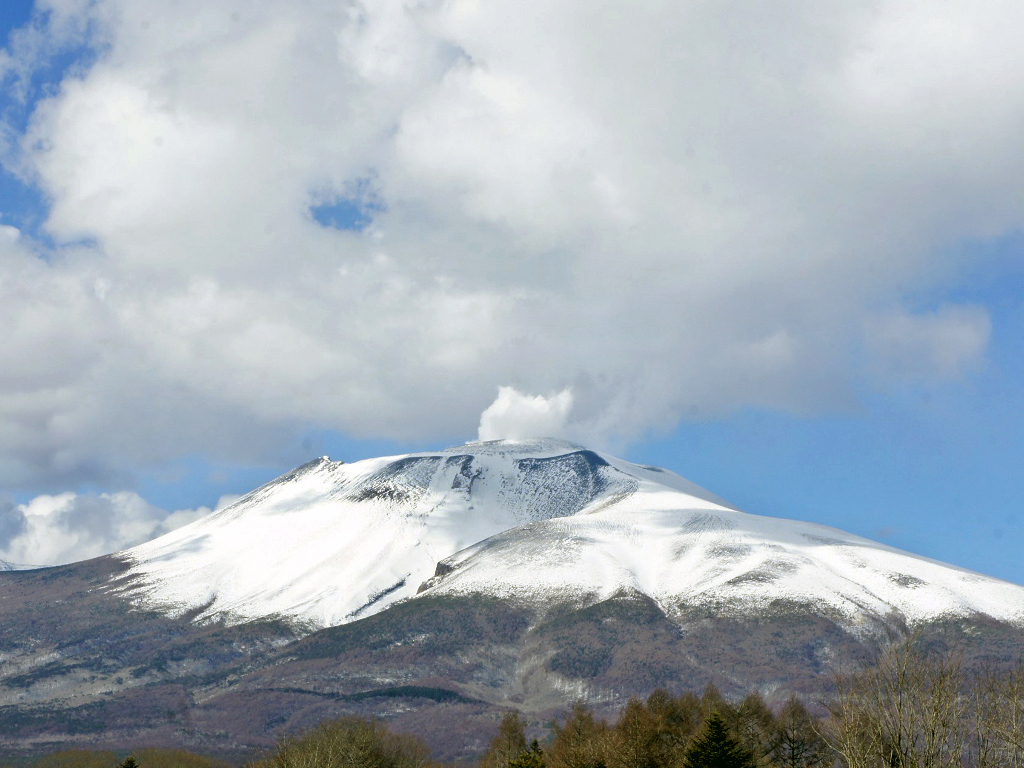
[
  {"left": 445, "top": 437, "right": 589, "bottom": 454},
  {"left": 118, "top": 441, "right": 1024, "bottom": 632}
]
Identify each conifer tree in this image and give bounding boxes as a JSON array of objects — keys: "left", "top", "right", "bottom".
[
  {"left": 509, "top": 739, "right": 545, "bottom": 768},
  {"left": 681, "top": 713, "right": 755, "bottom": 768}
]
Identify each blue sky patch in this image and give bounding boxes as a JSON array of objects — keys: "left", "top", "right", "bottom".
[
  {"left": 0, "top": 167, "right": 47, "bottom": 233},
  {"left": 0, "top": 0, "right": 34, "bottom": 44},
  {"left": 0, "top": 1, "right": 103, "bottom": 240},
  {"left": 309, "top": 177, "right": 385, "bottom": 232}
]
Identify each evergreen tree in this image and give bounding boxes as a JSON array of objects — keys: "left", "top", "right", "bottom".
[
  {"left": 119, "top": 759, "right": 139, "bottom": 768},
  {"left": 509, "top": 740, "right": 545, "bottom": 768},
  {"left": 681, "top": 713, "right": 755, "bottom": 768}
]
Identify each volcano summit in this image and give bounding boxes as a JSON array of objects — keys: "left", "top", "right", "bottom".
[
  {"left": 2, "top": 439, "right": 1022, "bottom": 760},
  {"left": 122, "top": 438, "right": 1024, "bottom": 630}
]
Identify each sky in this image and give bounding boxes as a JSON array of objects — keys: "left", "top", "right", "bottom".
[{"left": 0, "top": 0, "right": 1021, "bottom": 581}]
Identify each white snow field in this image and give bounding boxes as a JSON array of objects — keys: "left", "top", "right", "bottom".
[{"left": 121, "top": 439, "right": 1024, "bottom": 630}]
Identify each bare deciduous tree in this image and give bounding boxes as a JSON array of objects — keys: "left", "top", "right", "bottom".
[
  {"left": 970, "top": 664, "right": 1024, "bottom": 768},
  {"left": 823, "top": 636, "right": 965, "bottom": 768},
  {"left": 547, "top": 700, "right": 610, "bottom": 768},
  {"left": 770, "top": 696, "right": 829, "bottom": 768},
  {"left": 608, "top": 698, "right": 659, "bottom": 768},
  {"left": 480, "top": 711, "right": 530, "bottom": 768},
  {"left": 252, "top": 716, "right": 430, "bottom": 768}
]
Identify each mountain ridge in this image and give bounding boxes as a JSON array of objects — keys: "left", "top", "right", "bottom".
[
  {"left": 4, "top": 438, "right": 1024, "bottom": 761},
  {"left": 116, "top": 438, "right": 1024, "bottom": 631}
]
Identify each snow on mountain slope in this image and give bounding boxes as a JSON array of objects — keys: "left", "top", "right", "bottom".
[
  {"left": 120, "top": 439, "right": 1024, "bottom": 630},
  {"left": 121, "top": 439, "right": 669, "bottom": 627},
  {"left": 422, "top": 500, "right": 1024, "bottom": 627}
]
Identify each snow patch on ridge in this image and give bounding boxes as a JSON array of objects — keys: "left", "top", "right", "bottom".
[
  {"left": 119, "top": 439, "right": 648, "bottom": 627},
  {"left": 118, "top": 439, "right": 1024, "bottom": 631},
  {"left": 422, "top": 502, "right": 1024, "bottom": 627}
]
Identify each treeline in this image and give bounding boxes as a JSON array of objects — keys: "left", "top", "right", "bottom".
[
  {"left": 489, "top": 636, "right": 1024, "bottom": 768},
  {"left": 527, "top": 639, "right": 1024, "bottom": 768},
  {"left": 7, "top": 637, "right": 1024, "bottom": 768},
  {"left": 478, "top": 687, "right": 823, "bottom": 768}
]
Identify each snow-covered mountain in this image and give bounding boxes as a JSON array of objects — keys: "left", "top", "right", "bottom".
[
  {"left": 121, "top": 439, "right": 1024, "bottom": 631},
  {"left": 6, "top": 439, "right": 1024, "bottom": 758}
]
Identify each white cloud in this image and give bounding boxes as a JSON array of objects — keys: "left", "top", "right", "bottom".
[
  {"left": 0, "top": 491, "right": 225, "bottom": 567},
  {"left": 0, "top": 0, "right": 1019, "bottom": 490},
  {"left": 478, "top": 386, "right": 574, "bottom": 442},
  {"left": 865, "top": 305, "right": 992, "bottom": 383}
]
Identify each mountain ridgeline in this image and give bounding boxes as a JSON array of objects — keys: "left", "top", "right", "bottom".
[{"left": 1, "top": 439, "right": 1023, "bottom": 761}]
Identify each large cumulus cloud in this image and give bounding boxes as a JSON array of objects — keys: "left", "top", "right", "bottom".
[
  {"left": 0, "top": 491, "right": 222, "bottom": 566},
  {"left": 0, "top": 0, "right": 1018, "bottom": 490}
]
